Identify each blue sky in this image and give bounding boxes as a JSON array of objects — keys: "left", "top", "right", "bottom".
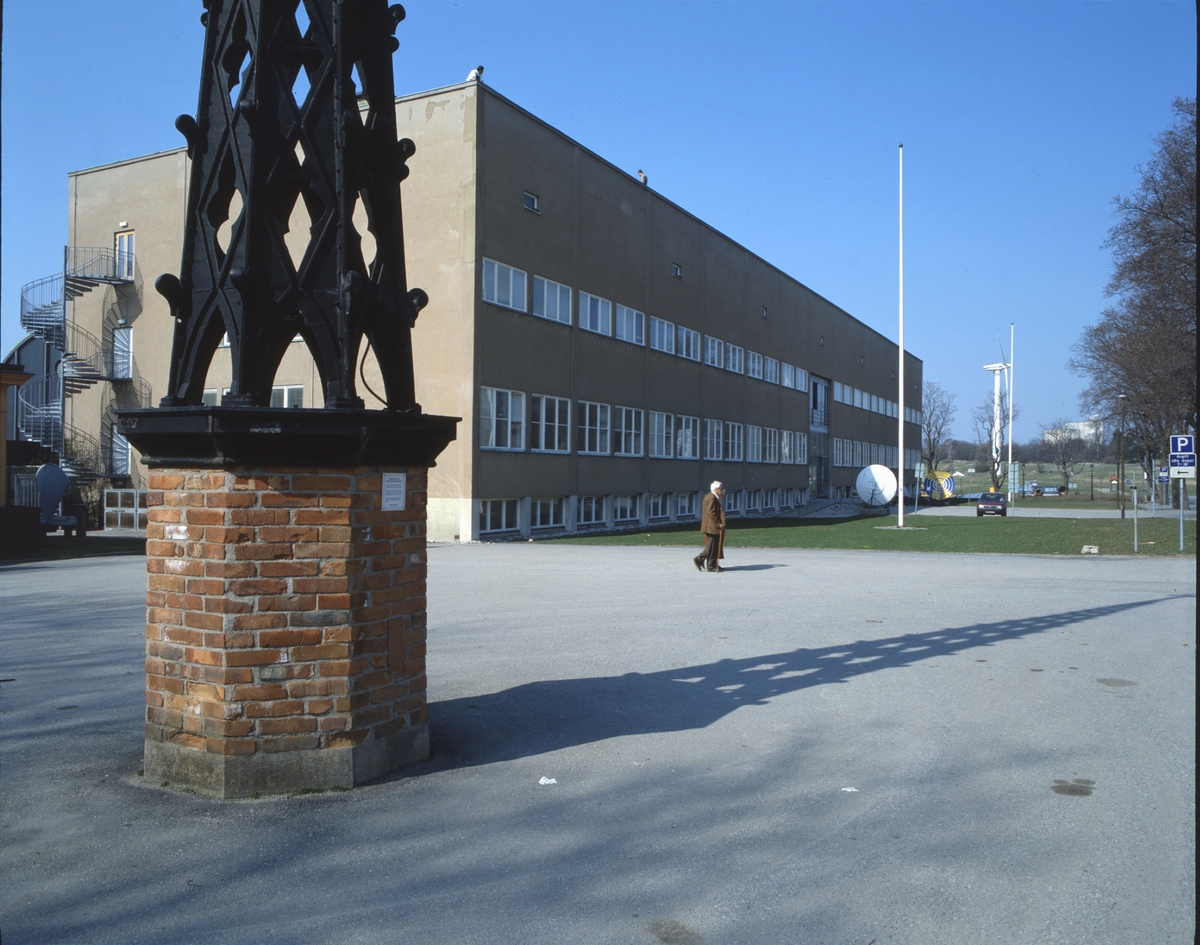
[{"left": 2, "top": 0, "right": 1195, "bottom": 442}]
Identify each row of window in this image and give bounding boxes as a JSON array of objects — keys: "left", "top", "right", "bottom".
[
  {"left": 201, "top": 386, "right": 305, "bottom": 407},
  {"left": 479, "top": 487, "right": 806, "bottom": 534},
  {"left": 830, "top": 443, "right": 921, "bottom": 472},
  {"left": 831, "top": 439, "right": 922, "bottom": 471},
  {"left": 832, "top": 381, "right": 921, "bottom": 425},
  {"left": 483, "top": 258, "right": 811, "bottom": 390},
  {"left": 832, "top": 438, "right": 897, "bottom": 470},
  {"left": 481, "top": 388, "right": 810, "bottom": 464}
]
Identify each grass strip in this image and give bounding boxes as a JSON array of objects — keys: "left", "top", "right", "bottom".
[{"left": 551, "top": 514, "right": 1195, "bottom": 556}]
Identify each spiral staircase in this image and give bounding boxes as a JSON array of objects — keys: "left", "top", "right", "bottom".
[{"left": 16, "top": 247, "right": 143, "bottom": 480}]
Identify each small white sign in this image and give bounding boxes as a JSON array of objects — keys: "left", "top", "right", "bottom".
[{"left": 381, "top": 473, "right": 407, "bottom": 510}]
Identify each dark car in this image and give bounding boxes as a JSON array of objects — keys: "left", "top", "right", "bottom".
[{"left": 977, "top": 492, "right": 1007, "bottom": 517}]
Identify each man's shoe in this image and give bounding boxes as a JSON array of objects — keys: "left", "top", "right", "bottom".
[
  {"left": 711, "top": 567, "right": 725, "bottom": 573},
  {"left": 693, "top": 557, "right": 704, "bottom": 572}
]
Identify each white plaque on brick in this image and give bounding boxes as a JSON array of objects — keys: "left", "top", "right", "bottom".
[{"left": 381, "top": 473, "right": 407, "bottom": 510}]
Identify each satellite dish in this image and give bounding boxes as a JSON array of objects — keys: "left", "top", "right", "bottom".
[{"left": 856, "top": 464, "right": 897, "bottom": 507}]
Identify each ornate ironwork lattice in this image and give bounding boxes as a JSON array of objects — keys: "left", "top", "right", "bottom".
[{"left": 158, "top": 0, "right": 425, "bottom": 411}]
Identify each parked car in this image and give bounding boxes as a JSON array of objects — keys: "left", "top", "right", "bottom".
[{"left": 977, "top": 492, "right": 1007, "bottom": 517}]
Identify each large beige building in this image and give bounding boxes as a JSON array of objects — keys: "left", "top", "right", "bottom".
[{"left": 12, "top": 79, "right": 922, "bottom": 541}]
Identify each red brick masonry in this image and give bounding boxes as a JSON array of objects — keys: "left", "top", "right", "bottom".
[{"left": 142, "top": 465, "right": 430, "bottom": 797}]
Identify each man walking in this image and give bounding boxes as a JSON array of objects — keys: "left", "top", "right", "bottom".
[{"left": 693, "top": 480, "right": 726, "bottom": 572}]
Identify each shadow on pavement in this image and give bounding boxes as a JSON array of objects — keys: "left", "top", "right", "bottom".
[{"left": 421, "top": 595, "right": 1188, "bottom": 773}]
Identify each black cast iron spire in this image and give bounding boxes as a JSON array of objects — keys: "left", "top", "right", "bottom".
[{"left": 158, "top": 0, "right": 426, "bottom": 412}]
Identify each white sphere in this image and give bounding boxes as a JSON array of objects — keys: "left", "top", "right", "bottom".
[{"left": 856, "top": 464, "right": 897, "bottom": 506}]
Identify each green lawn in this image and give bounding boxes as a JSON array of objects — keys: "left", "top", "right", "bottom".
[{"left": 552, "top": 514, "right": 1196, "bottom": 557}]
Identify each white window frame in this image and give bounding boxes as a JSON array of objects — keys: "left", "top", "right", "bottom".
[
  {"left": 746, "top": 351, "right": 763, "bottom": 379},
  {"left": 479, "top": 498, "right": 519, "bottom": 533},
  {"left": 115, "top": 230, "right": 135, "bottom": 280},
  {"left": 270, "top": 385, "right": 304, "bottom": 408},
  {"left": 529, "top": 394, "right": 570, "bottom": 452},
  {"left": 724, "top": 490, "right": 742, "bottom": 514},
  {"left": 579, "top": 292, "right": 612, "bottom": 336},
  {"left": 834, "top": 381, "right": 844, "bottom": 403},
  {"left": 112, "top": 326, "right": 133, "bottom": 379},
  {"left": 649, "top": 411, "right": 674, "bottom": 458},
  {"left": 576, "top": 495, "right": 605, "bottom": 526},
  {"left": 531, "top": 497, "right": 565, "bottom": 529},
  {"left": 578, "top": 401, "right": 610, "bottom": 454},
  {"left": 746, "top": 425, "right": 763, "bottom": 463},
  {"left": 764, "top": 427, "right": 779, "bottom": 464},
  {"left": 703, "top": 419, "right": 723, "bottom": 461},
  {"left": 482, "top": 258, "right": 527, "bottom": 312},
  {"left": 746, "top": 489, "right": 761, "bottom": 512},
  {"left": 796, "top": 432, "right": 808, "bottom": 465},
  {"left": 613, "top": 406, "right": 644, "bottom": 456},
  {"left": 676, "top": 491, "right": 697, "bottom": 518},
  {"left": 677, "top": 326, "right": 701, "bottom": 361},
  {"left": 648, "top": 493, "right": 672, "bottom": 519},
  {"left": 724, "top": 422, "right": 744, "bottom": 462},
  {"left": 704, "top": 336, "right": 724, "bottom": 368},
  {"left": 110, "top": 426, "right": 131, "bottom": 476},
  {"left": 675, "top": 415, "right": 700, "bottom": 460},
  {"left": 532, "top": 275, "right": 572, "bottom": 324},
  {"left": 781, "top": 430, "right": 795, "bottom": 465},
  {"left": 480, "top": 387, "right": 525, "bottom": 450},
  {"left": 763, "top": 488, "right": 777, "bottom": 510},
  {"left": 613, "top": 494, "right": 640, "bottom": 522},
  {"left": 796, "top": 368, "right": 809, "bottom": 391},
  {"left": 764, "top": 357, "right": 779, "bottom": 384},
  {"left": 202, "top": 389, "right": 219, "bottom": 406},
  {"left": 649, "top": 316, "right": 675, "bottom": 354},
  {"left": 615, "top": 304, "right": 645, "bottom": 346},
  {"left": 725, "top": 344, "right": 744, "bottom": 374},
  {"left": 781, "top": 363, "right": 796, "bottom": 389},
  {"left": 523, "top": 191, "right": 540, "bottom": 213}
]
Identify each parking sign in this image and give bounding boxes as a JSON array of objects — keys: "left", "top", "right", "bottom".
[{"left": 1171, "top": 435, "right": 1194, "bottom": 453}]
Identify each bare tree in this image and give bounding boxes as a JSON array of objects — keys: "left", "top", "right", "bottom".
[
  {"left": 971, "top": 391, "right": 1019, "bottom": 489},
  {"left": 921, "top": 381, "right": 957, "bottom": 472},
  {"left": 1070, "top": 97, "right": 1196, "bottom": 507},
  {"left": 1041, "top": 420, "right": 1087, "bottom": 491}
]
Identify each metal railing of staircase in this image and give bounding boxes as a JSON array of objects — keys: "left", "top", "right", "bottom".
[
  {"left": 64, "top": 246, "right": 136, "bottom": 284},
  {"left": 15, "top": 373, "right": 63, "bottom": 447}
]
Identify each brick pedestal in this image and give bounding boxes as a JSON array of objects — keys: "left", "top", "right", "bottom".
[{"left": 143, "top": 466, "right": 430, "bottom": 798}]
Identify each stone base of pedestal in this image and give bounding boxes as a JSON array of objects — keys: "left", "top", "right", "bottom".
[
  {"left": 144, "top": 720, "right": 428, "bottom": 797},
  {"left": 143, "top": 465, "right": 431, "bottom": 799}
]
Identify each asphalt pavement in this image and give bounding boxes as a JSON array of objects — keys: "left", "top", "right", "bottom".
[{"left": 1, "top": 544, "right": 1195, "bottom": 945}]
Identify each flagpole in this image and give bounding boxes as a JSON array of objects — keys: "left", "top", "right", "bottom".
[
  {"left": 897, "top": 144, "right": 905, "bottom": 528},
  {"left": 1007, "top": 322, "right": 1015, "bottom": 504}
]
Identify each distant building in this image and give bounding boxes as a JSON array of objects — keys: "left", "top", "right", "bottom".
[
  {"left": 6, "top": 81, "right": 922, "bottom": 540},
  {"left": 1044, "top": 418, "right": 1105, "bottom": 443}
]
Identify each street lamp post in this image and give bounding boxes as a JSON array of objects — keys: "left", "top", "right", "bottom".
[
  {"left": 1118, "top": 393, "right": 1127, "bottom": 519},
  {"left": 1090, "top": 463, "right": 1094, "bottom": 501}
]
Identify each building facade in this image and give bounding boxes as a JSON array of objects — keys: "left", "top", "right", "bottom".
[{"left": 11, "top": 80, "right": 922, "bottom": 540}]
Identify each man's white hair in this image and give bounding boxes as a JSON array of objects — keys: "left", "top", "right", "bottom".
[{"left": 710, "top": 481, "right": 723, "bottom": 492}]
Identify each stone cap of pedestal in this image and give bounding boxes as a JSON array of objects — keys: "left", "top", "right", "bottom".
[{"left": 116, "top": 406, "right": 459, "bottom": 469}]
